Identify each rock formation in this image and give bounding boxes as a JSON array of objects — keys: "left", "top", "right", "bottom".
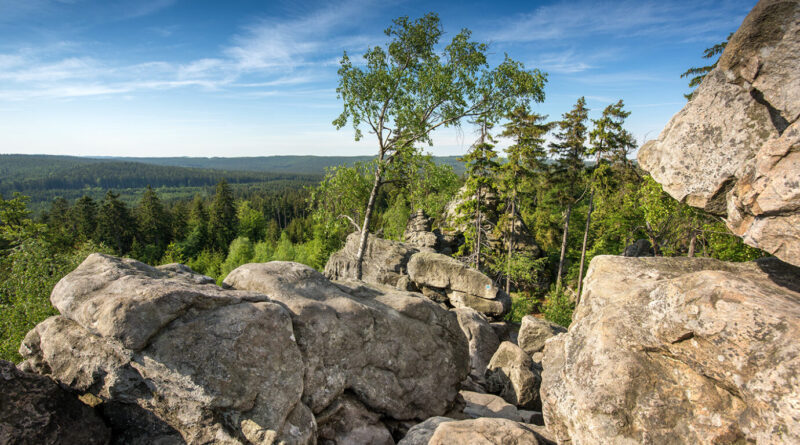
[
  {"left": 19, "top": 254, "right": 469, "bottom": 444},
  {"left": 638, "top": 0, "right": 800, "bottom": 266},
  {"left": 454, "top": 308, "right": 501, "bottom": 389},
  {"left": 403, "top": 209, "right": 462, "bottom": 254},
  {"left": 486, "top": 342, "right": 542, "bottom": 410},
  {"left": 541, "top": 255, "right": 800, "bottom": 444},
  {"left": 0, "top": 360, "right": 111, "bottom": 445},
  {"left": 517, "top": 316, "right": 566, "bottom": 357},
  {"left": 324, "top": 232, "right": 511, "bottom": 319},
  {"left": 398, "top": 416, "right": 552, "bottom": 445}
]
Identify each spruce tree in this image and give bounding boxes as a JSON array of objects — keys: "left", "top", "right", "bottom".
[
  {"left": 549, "top": 97, "right": 589, "bottom": 290},
  {"left": 97, "top": 191, "right": 135, "bottom": 255},
  {"left": 499, "top": 106, "right": 551, "bottom": 292},
  {"left": 70, "top": 195, "right": 98, "bottom": 243},
  {"left": 135, "top": 186, "right": 171, "bottom": 261},
  {"left": 209, "top": 179, "right": 237, "bottom": 252}
]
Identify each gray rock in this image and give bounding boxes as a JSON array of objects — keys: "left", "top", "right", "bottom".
[
  {"left": 622, "top": 239, "right": 654, "bottom": 257},
  {"left": 517, "top": 315, "right": 566, "bottom": 356},
  {"left": 460, "top": 390, "right": 524, "bottom": 422},
  {"left": 490, "top": 321, "right": 520, "bottom": 344},
  {"left": 454, "top": 308, "right": 501, "bottom": 386},
  {"left": 541, "top": 255, "right": 800, "bottom": 444},
  {"left": 448, "top": 290, "right": 511, "bottom": 319},
  {"left": 638, "top": 0, "right": 800, "bottom": 266},
  {"left": 486, "top": 342, "right": 542, "bottom": 410},
  {"left": 21, "top": 254, "right": 469, "bottom": 444},
  {"left": 316, "top": 394, "right": 394, "bottom": 445},
  {"left": 0, "top": 360, "right": 111, "bottom": 445},
  {"left": 324, "top": 232, "right": 418, "bottom": 286},
  {"left": 224, "top": 262, "right": 469, "bottom": 421},
  {"left": 428, "top": 418, "right": 541, "bottom": 445},
  {"left": 397, "top": 417, "right": 453, "bottom": 445}
]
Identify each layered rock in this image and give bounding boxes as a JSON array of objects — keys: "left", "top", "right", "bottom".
[
  {"left": 542, "top": 255, "right": 800, "bottom": 444},
  {"left": 324, "top": 233, "right": 511, "bottom": 319},
  {"left": 638, "top": 0, "right": 800, "bottom": 266},
  {"left": 0, "top": 360, "right": 111, "bottom": 445},
  {"left": 20, "top": 254, "right": 469, "bottom": 444}
]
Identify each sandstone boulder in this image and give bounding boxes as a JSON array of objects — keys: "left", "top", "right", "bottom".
[
  {"left": 638, "top": 0, "right": 800, "bottom": 266},
  {"left": 542, "top": 255, "right": 800, "bottom": 444},
  {"left": 315, "top": 394, "right": 394, "bottom": 445},
  {"left": 517, "top": 315, "right": 566, "bottom": 356},
  {"left": 428, "top": 418, "right": 541, "bottom": 445},
  {"left": 397, "top": 417, "right": 453, "bottom": 445},
  {"left": 460, "top": 390, "right": 524, "bottom": 422},
  {"left": 454, "top": 308, "right": 501, "bottom": 387},
  {"left": 486, "top": 342, "right": 542, "bottom": 410},
  {"left": 0, "top": 360, "right": 111, "bottom": 445},
  {"left": 324, "top": 232, "right": 418, "bottom": 286},
  {"left": 20, "top": 254, "right": 469, "bottom": 444}
]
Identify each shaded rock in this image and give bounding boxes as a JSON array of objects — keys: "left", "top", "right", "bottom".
[
  {"left": 396, "top": 417, "right": 453, "bottom": 445},
  {"left": 0, "top": 359, "right": 111, "bottom": 445},
  {"left": 638, "top": 0, "right": 800, "bottom": 266},
  {"left": 486, "top": 342, "right": 542, "bottom": 410},
  {"left": 460, "top": 390, "right": 523, "bottom": 422},
  {"left": 448, "top": 291, "right": 511, "bottom": 319},
  {"left": 622, "top": 239, "right": 654, "bottom": 257},
  {"left": 490, "top": 321, "right": 520, "bottom": 345},
  {"left": 316, "top": 394, "right": 394, "bottom": 445},
  {"left": 542, "top": 255, "right": 800, "bottom": 444},
  {"left": 428, "top": 418, "right": 541, "bottom": 445},
  {"left": 324, "top": 232, "right": 418, "bottom": 286},
  {"left": 403, "top": 209, "right": 437, "bottom": 251},
  {"left": 517, "top": 315, "right": 566, "bottom": 356},
  {"left": 224, "top": 262, "right": 469, "bottom": 421},
  {"left": 454, "top": 308, "right": 501, "bottom": 386}
]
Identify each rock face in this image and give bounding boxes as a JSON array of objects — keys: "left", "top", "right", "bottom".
[
  {"left": 0, "top": 360, "right": 111, "bottom": 445},
  {"left": 638, "top": 0, "right": 800, "bottom": 266},
  {"left": 542, "top": 255, "right": 800, "bottom": 444},
  {"left": 454, "top": 308, "right": 501, "bottom": 387},
  {"left": 428, "top": 418, "right": 541, "bottom": 445},
  {"left": 324, "top": 232, "right": 418, "bottom": 287},
  {"left": 486, "top": 342, "right": 542, "bottom": 410},
  {"left": 20, "top": 254, "right": 469, "bottom": 444},
  {"left": 325, "top": 233, "right": 510, "bottom": 319},
  {"left": 517, "top": 315, "right": 566, "bottom": 357},
  {"left": 403, "top": 209, "right": 438, "bottom": 251}
]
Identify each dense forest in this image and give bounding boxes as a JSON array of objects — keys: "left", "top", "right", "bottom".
[{"left": 0, "top": 15, "right": 759, "bottom": 363}]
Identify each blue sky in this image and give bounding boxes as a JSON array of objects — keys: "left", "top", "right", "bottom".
[{"left": 0, "top": 0, "right": 754, "bottom": 157}]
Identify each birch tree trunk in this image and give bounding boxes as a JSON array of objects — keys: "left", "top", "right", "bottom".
[
  {"left": 555, "top": 203, "right": 572, "bottom": 290},
  {"left": 354, "top": 162, "right": 385, "bottom": 280}
]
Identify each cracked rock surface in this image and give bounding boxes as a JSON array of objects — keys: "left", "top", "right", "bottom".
[
  {"left": 541, "top": 255, "right": 800, "bottom": 444},
  {"left": 638, "top": 0, "right": 800, "bottom": 266},
  {"left": 20, "top": 254, "right": 469, "bottom": 444}
]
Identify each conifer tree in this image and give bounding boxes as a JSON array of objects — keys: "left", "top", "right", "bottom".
[
  {"left": 549, "top": 97, "right": 589, "bottom": 290},
  {"left": 70, "top": 195, "right": 98, "bottom": 243},
  {"left": 135, "top": 186, "right": 171, "bottom": 259},
  {"left": 499, "top": 106, "right": 551, "bottom": 292},
  {"left": 97, "top": 191, "right": 135, "bottom": 255},
  {"left": 456, "top": 119, "right": 501, "bottom": 270},
  {"left": 209, "top": 179, "right": 237, "bottom": 252},
  {"left": 681, "top": 34, "right": 731, "bottom": 100},
  {"left": 182, "top": 195, "right": 209, "bottom": 257}
]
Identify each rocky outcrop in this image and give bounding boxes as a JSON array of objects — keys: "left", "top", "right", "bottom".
[
  {"left": 408, "top": 252, "right": 511, "bottom": 318},
  {"left": 325, "top": 233, "right": 510, "bottom": 319},
  {"left": 541, "top": 255, "right": 800, "bottom": 444},
  {"left": 517, "top": 316, "right": 566, "bottom": 357},
  {"left": 638, "top": 0, "right": 800, "bottom": 266},
  {"left": 403, "top": 209, "right": 463, "bottom": 254},
  {"left": 461, "top": 390, "right": 527, "bottom": 423},
  {"left": 20, "top": 254, "right": 469, "bottom": 444},
  {"left": 398, "top": 416, "right": 550, "bottom": 445},
  {"left": 486, "top": 342, "right": 542, "bottom": 410},
  {"left": 0, "top": 360, "right": 111, "bottom": 445},
  {"left": 324, "top": 232, "right": 418, "bottom": 287}
]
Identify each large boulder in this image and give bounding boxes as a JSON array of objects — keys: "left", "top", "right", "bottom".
[
  {"left": 517, "top": 315, "right": 566, "bottom": 356},
  {"left": 454, "top": 308, "right": 501, "bottom": 387},
  {"left": 485, "top": 342, "right": 542, "bottom": 410},
  {"left": 224, "top": 262, "right": 469, "bottom": 421},
  {"left": 638, "top": 0, "right": 800, "bottom": 266},
  {"left": 0, "top": 360, "right": 111, "bottom": 445},
  {"left": 408, "top": 251, "right": 511, "bottom": 318},
  {"left": 428, "top": 418, "right": 541, "bottom": 445},
  {"left": 324, "top": 232, "right": 418, "bottom": 286},
  {"left": 20, "top": 254, "right": 469, "bottom": 444},
  {"left": 542, "top": 255, "right": 800, "bottom": 444}
]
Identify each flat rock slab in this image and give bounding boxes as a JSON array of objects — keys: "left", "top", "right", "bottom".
[{"left": 542, "top": 255, "right": 800, "bottom": 444}]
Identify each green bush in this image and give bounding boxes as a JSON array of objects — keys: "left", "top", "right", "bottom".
[
  {"left": 505, "top": 292, "right": 540, "bottom": 323},
  {"left": 543, "top": 286, "right": 575, "bottom": 328}
]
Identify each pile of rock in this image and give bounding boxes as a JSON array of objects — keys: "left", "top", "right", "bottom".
[
  {"left": 402, "top": 209, "right": 462, "bottom": 254},
  {"left": 325, "top": 232, "right": 511, "bottom": 320}
]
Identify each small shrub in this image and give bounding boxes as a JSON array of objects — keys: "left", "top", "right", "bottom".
[{"left": 543, "top": 286, "right": 575, "bottom": 328}]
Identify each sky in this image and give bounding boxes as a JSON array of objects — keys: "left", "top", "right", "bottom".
[{"left": 0, "top": 0, "right": 755, "bottom": 157}]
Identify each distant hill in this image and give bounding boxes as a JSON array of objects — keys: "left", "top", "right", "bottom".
[{"left": 95, "top": 155, "right": 466, "bottom": 175}]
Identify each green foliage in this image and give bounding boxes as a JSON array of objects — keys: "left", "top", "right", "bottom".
[
  {"left": 96, "top": 191, "right": 136, "bottom": 255},
  {"left": 220, "top": 237, "right": 255, "bottom": 281},
  {"left": 382, "top": 195, "right": 411, "bottom": 241},
  {"left": 209, "top": 180, "right": 238, "bottom": 252},
  {"left": 237, "top": 201, "right": 267, "bottom": 242},
  {"left": 187, "top": 249, "right": 225, "bottom": 281},
  {"left": 681, "top": 34, "right": 731, "bottom": 100},
  {"left": 542, "top": 286, "right": 575, "bottom": 328},
  {"left": 505, "top": 292, "right": 540, "bottom": 323}
]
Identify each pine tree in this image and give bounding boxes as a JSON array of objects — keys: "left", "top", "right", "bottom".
[
  {"left": 456, "top": 119, "right": 501, "bottom": 270},
  {"left": 182, "top": 195, "right": 209, "bottom": 257},
  {"left": 499, "top": 106, "right": 551, "bottom": 292},
  {"left": 681, "top": 33, "right": 732, "bottom": 100},
  {"left": 135, "top": 186, "right": 171, "bottom": 261},
  {"left": 70, "top": 195, "right": 98, "bottom": 243},
  {"left": 97, "top": 191, "right": 135, "bottom": 255},
  {"left": 549, "top": 97, "right": 589, "bottom": 290},
  {"left": 209, "top": 179, "right": 237, "bottom": 252}
]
